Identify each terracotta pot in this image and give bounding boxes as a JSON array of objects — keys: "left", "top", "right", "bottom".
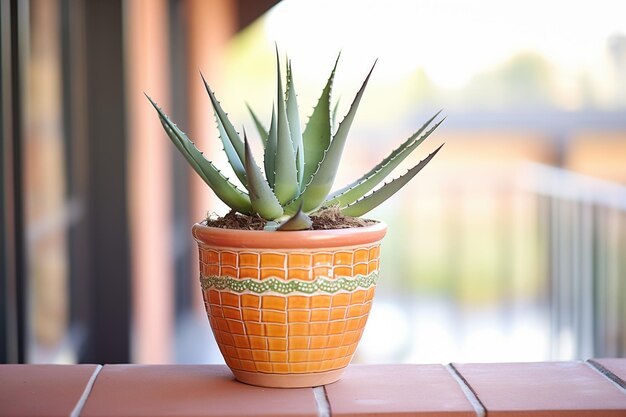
[{"left": 192, "top": 221, "right": 387, "bottom": 388}]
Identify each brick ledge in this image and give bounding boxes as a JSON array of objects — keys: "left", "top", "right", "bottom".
[{"left": 0, "top": 360, "right": 625, "bottom": 417}]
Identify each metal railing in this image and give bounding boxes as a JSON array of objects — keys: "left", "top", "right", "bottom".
[{"left": 518, "top": 163, "right": 626, "bottom": 358}]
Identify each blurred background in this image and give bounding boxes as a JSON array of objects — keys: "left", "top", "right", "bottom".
[{"left": 1, "top": 0, "right": 625, "bottom": 365}]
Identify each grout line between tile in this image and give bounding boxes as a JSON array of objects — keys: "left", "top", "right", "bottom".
[
  {"left": 446, "top": 364, "right": 485, "bottom": 417},
  {"left": 313, "top": 386, "right": 331, "bottom": 417},
  {"left": 70, "top": 365, "right": 103, "bottom": 417},
  {"left": 586, "top": 360, "right": 626, "bottom": 392}
]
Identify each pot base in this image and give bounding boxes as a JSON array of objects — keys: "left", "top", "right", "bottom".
[{"left": 231, "top": 368, "right": 346, "bottom": 388}]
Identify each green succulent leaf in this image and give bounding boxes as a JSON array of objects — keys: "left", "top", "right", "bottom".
[
  {"left": 263, "top": 221, "right": 280, "bottom": 231},
  {"left": 264, "top": 105, "right": 277, "bottom": 188},
  {"left": 201, "top": 73, "right": 246, "bottom": 164},
  {"left": 213, "top": 110, "right": 248, "bottom": 187},
  {"left": 149, "top": 52, "right": 445, "bottom": 231},
  {"left": 277, "top": 203, "right": 312, "bottom": 231},
  {"left": 146, "top": 95, "right": 252, "bottom": 214},
  {"left": 274, "top": 50, "right": 299, "bottom": 204},
  {"left": 286, "top": 59, "right": 305, "bottom": 189},
  {"left": 243, "top": 132, "right": 283, "bottom": 220},
  {"left": 325, "top": 111, "right": 444, "bottom": 207},
  {"left": 246, "top": 103, "right": 269, "bottom": 148},
  {"left": 299, "top": 61, "right": 377, "bottom": 212},
  {"left": 301, "top": 53, "right": 340, "bottom": 190},
  {"left": 331, "top": 98, "right": 341, "bottom": 133},
  {"left": 341, "top": 143, "right": 444, "bottom": 217}
]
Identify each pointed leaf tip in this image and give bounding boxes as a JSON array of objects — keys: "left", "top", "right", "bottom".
[
  {"left": 299, "top": 60, "right": 377, "bottom": 212},
  {"left": 325, "top": 110, "right": 445, "bottom": 208},
  {"left": 149, "top": 101, "right": 252, "bottom": 214},
  {"left": 341, "top": 143, "right": 444, "bottom": 217}
]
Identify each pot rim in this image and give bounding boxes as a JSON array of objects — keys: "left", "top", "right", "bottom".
[{"left": 192, "top": 220, "right": 387, "bottom": 249}]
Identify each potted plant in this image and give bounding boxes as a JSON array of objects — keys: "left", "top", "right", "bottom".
[{"left": 147, "top": 51, "right": 443, "bottom": 388}]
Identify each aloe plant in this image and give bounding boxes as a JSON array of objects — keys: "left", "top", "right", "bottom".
[{"left": 147, "top": 51, "right": 444, "bottom": 230}]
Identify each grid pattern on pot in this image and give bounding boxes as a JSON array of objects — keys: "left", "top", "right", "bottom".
[
  {"left": 204, "top": 288, "right": 375, "bottom": 374},
  {"left": 198, "top": 245, "right": 380, "bottom": 281},
  {"left": 198, "top": 244, "right": 382, "bottom": 375}
]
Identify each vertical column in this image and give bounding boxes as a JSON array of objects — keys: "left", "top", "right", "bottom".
[
  {"left": 125, "top": 0, "right": 174, "bottom": 363},
  {"left": 185, "top": 0, "right": 237, "bottom": 314},
  {"left": 82, "top": 0, "right": 131, "bottom": 363},
  {"left": 23, "top": 0, "right": 69, "bottom": 364},
  {"left": 186, "top": 0, "right": 237, "bottom": 220},
  {"left": 0, "top": 0, "right": 27, "bottom": 364}
]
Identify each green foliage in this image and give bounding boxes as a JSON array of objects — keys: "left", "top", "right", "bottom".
[{"left": 147, "top": 52, "right": 444, "bottom": 230}]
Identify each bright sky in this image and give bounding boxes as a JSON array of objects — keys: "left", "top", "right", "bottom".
[{"left": 265, "top": 0, "right": 626, "bottom": 89}]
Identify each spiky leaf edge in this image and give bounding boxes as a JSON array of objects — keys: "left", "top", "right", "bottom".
[
  {"left": 341, "top": 143, "right": 444, "bottom": 217},
  {"left": 300, "top": 54, "right": 340, "bottom": 190},
  {"left": 243, "top": 132, "right": 283, "bottom": 220},
  {"left": 325, "top": 112, "right": 444, "bottom": 208},
  {"left": 246, "top": 103, "right": 269, "bottom": 148},
  {"left": 264, "top": 106, "right": 277, "bottom": 188},
  {"left": 146, "top": 95, "right": 252, "bottom": 214},
  {"left": 201, "top": 73, "right": 246, "bottom": 167},
  {"left": 286, "top": 59, "right": 305, "bottom": 189},
  {"left": 273, "top": 49, "right": 299, "bottom": 204},
  {"left": 212, "top": 109, "right": 248, "bottom": 187},
  {"left": 295, "top": 61, "right": 377, "bottom": 213}
]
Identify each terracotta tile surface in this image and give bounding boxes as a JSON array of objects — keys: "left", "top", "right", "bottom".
[
  {"left": 80, "top": 364, "right": 317, "bottom": 417},
  {"left": 324, "top": 364, "right": 476, "bottom": 416},
  {"left": 590, "top": 358, "right": 626, "bottom": 388},
  {"left": 0, "top": 364, "right": 100, "bottom": 417},
  {"left": 453, "top": 361, "right": 626, "bottom": 417}
]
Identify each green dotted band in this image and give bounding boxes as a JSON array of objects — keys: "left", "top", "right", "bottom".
[{"left": 200, "top": 271, "right": 379, "bottom": 295}]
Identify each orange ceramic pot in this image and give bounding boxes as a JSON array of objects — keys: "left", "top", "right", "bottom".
[{"left": 192, "top": 221, "right": 387, "bottom": 388}]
